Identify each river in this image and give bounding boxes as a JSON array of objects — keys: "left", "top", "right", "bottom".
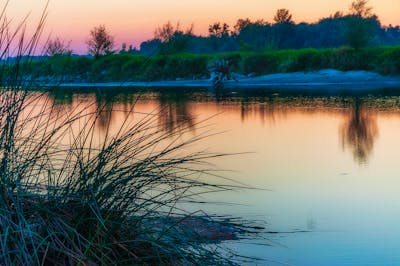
[{"left": 39, "top": 86, "right": 400, "bottom": 265}]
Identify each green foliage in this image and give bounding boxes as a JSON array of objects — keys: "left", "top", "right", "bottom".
[
  {"left": 154, "top": 22, "right": 194, "bottom": 55},
  {"left": 141, "top": 54, "right": 210, "bottom": 80},
  {"left": 159, "top": 33, "right": 192, "bottom": 55},
  {"left": 121, "top": 56, "right": 147, "bottom": 79},
  {"left": 345, "top": 16, "right": 374, "bottom": 49},
  {"left": 241, "top": 52, "right": 277, "bottom": 74},
  {"left": 17, "top": 46, "right": 400, "bottom": 83},
  {"left": 374, "top": 46, "right": 400, "bottom": 75}
]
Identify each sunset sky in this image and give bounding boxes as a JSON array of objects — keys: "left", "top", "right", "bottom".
[{"left": 6, "top": 0, "right": 400, "bottom": 54}]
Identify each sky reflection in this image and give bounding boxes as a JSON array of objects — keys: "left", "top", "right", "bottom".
[{"left": 42, "top": 88, "right": 400, "bottom": 165}]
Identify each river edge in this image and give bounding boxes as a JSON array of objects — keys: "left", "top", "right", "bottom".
[{"left": 41, "top": 69, "right": 400, "bottom": 91}]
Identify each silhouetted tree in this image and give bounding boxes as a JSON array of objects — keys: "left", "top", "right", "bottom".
[
  {"left": 345, "top": 0, "right": 377, "bottom": 48},
  {"left": 274, "top": 9, "right": 293, "bottom": 24},
  {"left": 46, "top": 37, "right": 72, "bottom": 56},
  {"left": 350, "top": 0, "right": 373, "bottom": 18},
  {"left": 208, "top": 22, "right": 230, "bottom": 38},
  {"left": 154, "top": 21, "right": 175, "bottom": 42},
  {"left": 332, "top": 11, "right": 344, "bottom": 18},
  {"left": 87, "top": 25, "right": 114, "bottom": 58},
  {"left": 234, "top": 18, "right": 252, "bottom": 34},
  {"left": 137, "top": 4, "right": 400, "bottom": 54},
  {"left": 140, "top": 39, "right": 161, "bottom": 56},
  {"left": 235, "top": 19, "right": 270, "bottom": 50},
  {"left": 345, "top": 17, "right": 375, "bottom": 48},
  {"left": 154, "top": 22, "right": 194, "bottom": 54}
]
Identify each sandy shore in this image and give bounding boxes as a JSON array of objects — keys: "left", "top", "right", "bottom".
[{"left": 46, "top": 69, "right": 400, "bottom": 90}]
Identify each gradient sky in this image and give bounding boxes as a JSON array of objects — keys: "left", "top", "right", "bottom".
[{"left": 6, "top": 0, "right": 400, "bottom": 54}]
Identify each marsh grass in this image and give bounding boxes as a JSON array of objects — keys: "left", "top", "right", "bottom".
[{"left": 0, "top": 2, "right": 259, "bottom": 265}]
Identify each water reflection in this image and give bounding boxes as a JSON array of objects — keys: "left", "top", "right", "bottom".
[
  {"left": 157, "top": 90, "right": 195, "bottom": 133},
  {"left": 36, "top": 88, "right": 400, "bottom": 264},
  {"left": 48, "top": 89, "right": 73, "bottom": 106},
  {"left": 237, "top": 95, "right": 288, "bottom": 125},
  {"left": 44, "top": 88, "right": 400, "bottom": 165},
  {"left": 93, "top": 93, "right": 112, "bottom": 132},
  {"left": 340, "top": 99, "right": 379, "bottom": 164}
]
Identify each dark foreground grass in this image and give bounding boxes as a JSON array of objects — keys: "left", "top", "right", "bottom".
[
  {"left": 0, "top": 92, "right": 251, "bottom": 265},
  {"left": 0, "top": 3, "right": 261, "bottom": 265}
]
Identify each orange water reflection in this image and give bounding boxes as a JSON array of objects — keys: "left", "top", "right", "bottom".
[
  {"left": 340, "top": 99, "right": 379, "bottom": 165},
  {"left": 30, "top": 89, "right": 400, "bottom": 263},
  {"left": 43, "top": 89, "right": 400, "bottom": 165}
]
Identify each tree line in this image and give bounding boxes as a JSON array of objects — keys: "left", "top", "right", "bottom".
[{"left": 47, "top": 0, "right": 400, "bottom": 57}]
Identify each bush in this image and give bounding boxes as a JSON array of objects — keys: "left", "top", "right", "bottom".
[
  {"left": 242, "top": 52, "right": 278, "bottom": 74},
  {"left": 121, "top": 56, "right": 147, "bottom": 80},
  {"left": 374, "top": 47, "right": 400, "bottom": 75}
]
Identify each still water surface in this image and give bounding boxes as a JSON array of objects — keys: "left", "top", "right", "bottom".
[{"left": 45, "top": 87, "right": 400, "bottom": 265}]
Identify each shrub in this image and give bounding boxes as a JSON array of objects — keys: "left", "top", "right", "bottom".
[{"left": 242, "top": 52, "right": 278, "bottom": 74}]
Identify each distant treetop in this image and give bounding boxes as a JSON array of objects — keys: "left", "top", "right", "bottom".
[
  {"left": 350, "top": 0, "right": 373, "bottom": 18},
  {"left": 273, "top": 9, "right": 293, "bottom": 24},
  {"left": 46, "top": 37, "right": 72, "bottom": 56},
  {"left": 87, "top": 25, "right": 114, "bottom": 58}
]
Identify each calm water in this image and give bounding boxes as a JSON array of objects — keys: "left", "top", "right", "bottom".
[{"left": 43, "top": 87, "right": 400, "bottom": 265}]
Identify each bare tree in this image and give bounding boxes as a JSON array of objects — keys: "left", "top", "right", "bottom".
[
  {"left": 154, "top": 21, "right": 175, "bottom": 42},
  {"left": 273, "top": 9, "right": 293, "bottom": 24},
  {"left": 350, "top": 0, "right": 373, "bottom": 18},
  {"left": 87, "top": 25, "right": 114, "bottom": 57},
  {"left": 46, "top": 37, "right": 72, "bottom": 56}
]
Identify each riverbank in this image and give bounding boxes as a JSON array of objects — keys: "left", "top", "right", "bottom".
[
  {"left": 44, "top": 69, "right": 400, "bottom": 91},
  {"left": 22, "top": 46, "right": 400, "bottom": 84}
]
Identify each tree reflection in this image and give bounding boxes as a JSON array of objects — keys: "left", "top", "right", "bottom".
[
  {"left": 340, "top": 98, "right": 378, "bottom": 164},
  {"left": 48, "top": 88, "right": 73, "bottom": 106},
  {"left": 93, "top": 90, "right": 143, "bottom": 133},
  {"left": 157, "top": 90, "right": 195, "bottom": 133}
]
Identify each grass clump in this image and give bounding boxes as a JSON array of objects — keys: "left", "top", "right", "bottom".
[{"left": 0, "top": 3, "right": 257, "bottom": 265}]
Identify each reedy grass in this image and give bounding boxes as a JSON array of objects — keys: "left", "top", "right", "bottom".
[{"left": 0, "top": 2, "right": 257, "bottom": 265}]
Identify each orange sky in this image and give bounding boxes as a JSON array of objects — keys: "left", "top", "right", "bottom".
[{"left": 5, "top": 0, "right": 400, "bottom": 54}]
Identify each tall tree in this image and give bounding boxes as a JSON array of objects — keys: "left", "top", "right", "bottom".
[
  {"left": 154, "top": 21, "right": 175, "bottom": 42},
  {"left": 350, "top": 0, "right": 373, "bottom": 18},
  {"left": 154, "top": 22, "right": 194, "bottom": 54},
  {"left": 234, "top": 18, "right": 252, "bottom": 34},
  {"left": 273, "top": 9, "right": 293, "bottom": 24},
  {"left": 346, "top": 0, "right": 377, "bottom": 48},
  {"left": 87, "top": 25, "right": 114, "bottom": 58}
]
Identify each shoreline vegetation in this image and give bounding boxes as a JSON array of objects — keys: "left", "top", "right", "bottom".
[
  {"left": 41, "top": 69, "right": 400, "bottom": 90},
  {"left": 18, "top": 47, "right": 400, "bottom": 88},
  {"left": 23, "top": 0, "right": 400, "bottom": 89}
]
